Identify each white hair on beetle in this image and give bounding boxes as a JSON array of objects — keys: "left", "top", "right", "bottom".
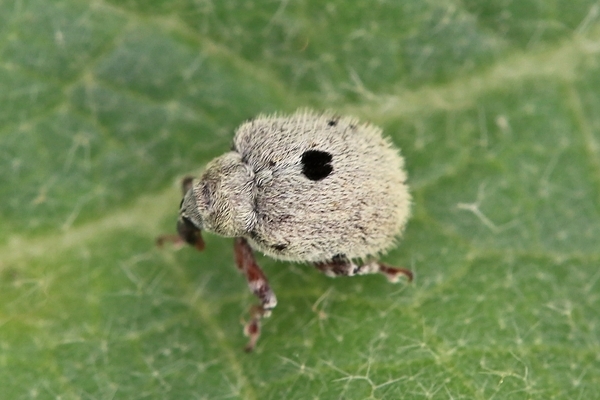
[{"left": 167, "top": 109, "right": 413, "bottom": 351}]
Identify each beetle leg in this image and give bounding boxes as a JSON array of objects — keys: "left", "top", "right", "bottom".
[
  {"left": 181, "top": 176, "right": 195, "bottom": 194},
  {"left": 155, "top": 234, "right": 185, "bottom": 248},
  {"left": 315, "top": 254, "right": 413, "bottom": 283},
  {"left": 234, "top": 237, "right": 277, "bottom": 352},
  {"left": 314, "top": 254, "right": 354, "bottom": 277}
]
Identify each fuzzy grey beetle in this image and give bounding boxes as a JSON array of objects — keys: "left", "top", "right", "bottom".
[{"left": 158, "top": 110, "right": 412, "bottom": 351}]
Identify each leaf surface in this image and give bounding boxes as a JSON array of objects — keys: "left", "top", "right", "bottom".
[{"left": 1, "top": 1, "right": 600, "bottom": 399}]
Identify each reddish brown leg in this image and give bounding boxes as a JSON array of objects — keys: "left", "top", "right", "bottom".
[
  {"left": 234, "top": 237, "right": 277, "bottom": 352},
  {"left": 377, "top": 263, "right": 413, "bottom": 282},
  {"left": 155, "top": 232, "right": 205, "bottom": 251},
  {"left": 156, "top": 234, "right": 186, "bottom": 248},
  {"left": 315, "top": 255, "right": 413, "bottom": 282},
  {"left": 180, "top": 176, "right": 195, "bottom": 194}
]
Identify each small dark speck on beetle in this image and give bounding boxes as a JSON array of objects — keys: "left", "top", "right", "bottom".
[{"left": 301, "top": 150, "right": 333, "bottom": 181}]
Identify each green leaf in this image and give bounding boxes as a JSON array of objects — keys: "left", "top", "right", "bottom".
[{"left": 2, "top": 0, "right": 599, "bottom": 398}]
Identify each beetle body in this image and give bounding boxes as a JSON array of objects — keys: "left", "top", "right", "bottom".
[
  {"left": 169, "top": 110, "right": 412, "bottom": 351},
  {"left": 179, "top": 110, "right": 411, "bottom": 262}
]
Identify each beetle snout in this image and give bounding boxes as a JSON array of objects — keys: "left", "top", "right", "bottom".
[{"left": 177, "top": 216, "right": 205, "bottom": 251}]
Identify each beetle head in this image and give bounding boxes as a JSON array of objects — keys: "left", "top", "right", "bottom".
[{"left": 177, "top": 152, "right": 255, "bottom": 246}]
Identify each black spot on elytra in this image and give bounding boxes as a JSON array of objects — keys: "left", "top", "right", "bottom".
[{"left": 301, "top": 150, "right": 333, "bottom": 181}]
